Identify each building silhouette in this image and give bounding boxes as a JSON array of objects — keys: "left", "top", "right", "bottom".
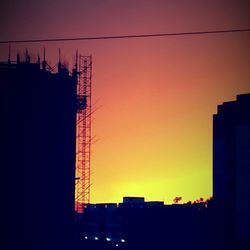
[
  {"left": 213, "top": 93, "right": 250, "bottom": 245},
  {"left": 76, "top": 197, "right": 211, "bottom": 250},
  {"left": 2, "top": 50, "right": 249, "bottom": 250},
  {"left": 1, "top": 54, "right": 77, "bottom": 250}
]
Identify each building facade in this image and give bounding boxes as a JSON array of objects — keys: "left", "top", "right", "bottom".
[
  {"left": 1, "top": 56, "right": 77, "bottom": 250},
  {"left": 77, "top": 197, "right": 209, "bottom": 250},
  {"left": 213, "top": 93, "right": 250, "bottom": 242}
]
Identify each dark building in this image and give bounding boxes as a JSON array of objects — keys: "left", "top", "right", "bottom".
[
  {"left": 213, "top": 93, "right": 250, "bottom": 244},
  {"left": 1, "top": 55, "right": 77, "bottom": 250},
  {"left": 77, "top": 197, "right": 210, "bottom": 250}
]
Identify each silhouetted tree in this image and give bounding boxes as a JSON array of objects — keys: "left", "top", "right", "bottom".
[
  {"left": 193, "top": 197, "right": 205, "bottom": 204},
  {"left": 173, "top": 197, "right": 182, "bottom": 204}
]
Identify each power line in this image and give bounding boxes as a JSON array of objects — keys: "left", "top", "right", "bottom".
[{"left": 0, "top": 28, "right": 249, "bottom": 44}]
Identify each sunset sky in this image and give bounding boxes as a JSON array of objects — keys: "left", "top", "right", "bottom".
[{"left": 1, "top": 0, "right": 249, "bottom": 204}]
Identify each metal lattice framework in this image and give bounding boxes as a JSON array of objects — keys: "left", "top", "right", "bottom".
[{"left": 75, "top": 55, "right": 92, "bottom": 213}]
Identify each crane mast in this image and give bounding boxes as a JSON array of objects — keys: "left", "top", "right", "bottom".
[{"left": 75, "top": 55, "right": 92, "bottom": 213}]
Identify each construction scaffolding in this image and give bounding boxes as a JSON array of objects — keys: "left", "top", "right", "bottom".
[{"left": 75, "top": 55, "right": 92, "bottom": 213}]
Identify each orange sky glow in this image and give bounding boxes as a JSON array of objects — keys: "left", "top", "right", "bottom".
[{"left": 1, "top": 0, "right": 249, "bottom": 204}]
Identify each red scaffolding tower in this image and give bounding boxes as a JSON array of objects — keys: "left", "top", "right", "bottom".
[{"left": 75, "top": 55, "right": 92, "bottom": 213}]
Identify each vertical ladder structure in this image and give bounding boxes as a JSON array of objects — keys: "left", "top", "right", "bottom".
[{"left": 75, "top": 55, "right": 92, "bottom": 213}]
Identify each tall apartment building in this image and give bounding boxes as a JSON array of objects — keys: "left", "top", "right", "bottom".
[
  {"left": 1, "top": 55, "right": 77, "bottom": 250},
  {"left": 213, "top": 93, "right": 250, "bottom": 241}
]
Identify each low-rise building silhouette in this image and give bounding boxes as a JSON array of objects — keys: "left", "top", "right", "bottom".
[{"left": 76, "top": 197, "right": 210, "bottom": 250}]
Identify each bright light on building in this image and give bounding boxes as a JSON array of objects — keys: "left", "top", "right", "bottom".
[
  {"left": 121, "top": 239, "right": 125, "bottom": 242},
  {"left": 116, "top": 244, "right": 119, "bottom": 247},
  {"left": 94, "top": 237, "right": 99, "bottom": 240},
  {"left": 106, "top": 237, "right": 111, "bottom": 241},
  {"left": 84, "top": 236, "right": 88, "bottom": 240}
]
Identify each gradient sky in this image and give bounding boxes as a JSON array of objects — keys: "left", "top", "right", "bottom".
[{"left": 1, "top": 0, "right": 249, "bottom": 204}]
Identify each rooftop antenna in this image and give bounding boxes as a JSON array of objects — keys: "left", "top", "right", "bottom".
[
  {"left": 25, "top": 48, "right": 30, "bottom": 63},
  {"left": 75, "top": 49, "right": 78, "bottom": 71},
  {"left": 42, "top": 47, "right": 46, "bottom": 70},
  {"left": 72, "top": 49, "right": 78, "bottom": 79},
  {"left": 8, "top": 44, "right": 11, "bottom": 64},
  {"left": 37, "top": 54, "right": 40, "bottom": 66},
  {"left": 17, "top": 52, "right": 20, "bottom": 64},
  {"left": 25, "top": 48, "right": 28, "bottom": 63},
  {"left": 58, "top": 48, "right": 62, "bottom": 72}
]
